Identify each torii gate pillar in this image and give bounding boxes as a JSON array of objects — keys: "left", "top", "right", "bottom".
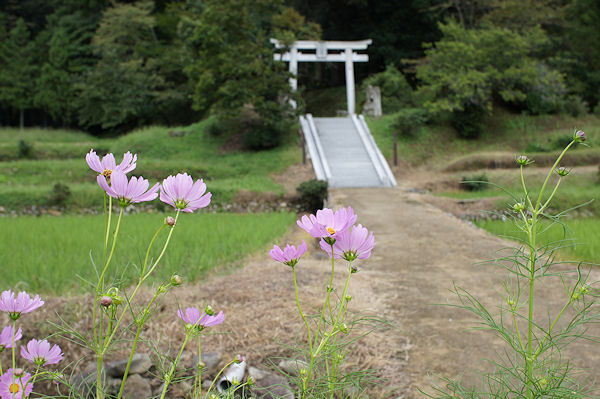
[{"left": 271, "top": 39, "right": 372, "bottom": 115}]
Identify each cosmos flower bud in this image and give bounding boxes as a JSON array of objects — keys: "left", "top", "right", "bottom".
[
  {"left": 204, "top": 305, "right": 214, "bottom": 316},
  {"left": 556, "top": 167, "right": 570, "bottom": 177},
  {"left": 351, "top": 265, "right": 358, "bottom": 274},
  {"left": 13, "top": 368, "right": 24, "bottom": 377},
  {"left": 247, "top": 376, "right": 256, "bottom": 386},
  {"left": 339, "top": 323, "right": 348, "bottom": 334},
  {"left": 165, "top": 216, "right": 176, "bottom": 227},
  {"left": 345, "top": 295, "right": 352, "bottom": 302},
  {"left": 232, "top": 378, "right": 240, "bottom": 386},
  {"left": 574, "top": 130, "right": 586, "bottom": 142},
  {"left": 100, "top": 296, "right": 112, "bottom": 307},
  {"left": 234, "top": 354, "right": 245, "bottom": 364},
  {"left": 299, "top": 368, "right": 307, "bottom": 376},
  {"left": 516, "top": 155, "right": 533, "bottom": 166},
  {"left": 512, "top": 202, "right": 525, "bottom": 213},
  {"left": 171, "top": 274, "right": 182, "bottom": 286}
]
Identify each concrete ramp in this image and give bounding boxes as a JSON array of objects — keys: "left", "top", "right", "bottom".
[{"left": 299, "top": 114, "right": 396, "bottom": 188}]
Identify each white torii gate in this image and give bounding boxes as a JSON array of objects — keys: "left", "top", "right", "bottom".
[{"left": 271, "top": 39, "right": 372, "bottom": 115}]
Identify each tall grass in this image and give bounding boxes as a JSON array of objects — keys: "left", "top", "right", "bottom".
[
  {"left": 476, "top": 218, "right": 600, "bottom": 264},
  {"left": 0, "top": 212, "right": 297, "bottom": 294}
]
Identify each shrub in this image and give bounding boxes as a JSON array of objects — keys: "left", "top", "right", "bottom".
[
  {"left": 525, "top": 64, "right": 567, "bottom": 115},
  {"left": 561, "top": 94, "right": 588, "bottom": 117},
  {"left": 451, "top": 105, "right": 486, "bottom": 139},
  {"left": 18, "top": 139, "right": 33, "bottom": 159},
  {"left": 524, "top": 142, "right": 550, "bottom": 153},
  {"left": 393, "top": 108, "right": 430, "bottom": 137},
  {"left": 47, "top": 183, "right": 71, "bottom": 208},
  {"left": 296, "top": 179, "right": 328, "bottom": 212},
  {"left": 363, "top": 65, "right": 414, "bottom": 113},
  {"left": 461, "top": 173, "right": 489, "bottom": 191}
]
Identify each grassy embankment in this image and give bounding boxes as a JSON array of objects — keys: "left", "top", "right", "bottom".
[
  {"left": 0, "top": 212, "right": 297, "bottom": 294},
  {"left": 367, "top": 110, "right": 600, "bottom": 263},
  {"left": 0, "top": 120, "right": 301, "bottom": 211}
]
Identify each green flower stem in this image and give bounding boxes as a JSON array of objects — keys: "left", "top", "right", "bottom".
[
  {"left": 314, "top": 244, "right": 336, "bottom": 345},
  {"left": 534, "top": 298, "right": 573, "bottom": 360},
  {"left": 520, "top": 166, "right": 533, "bottom": 210},
  {"left": 96, "top": 353, "right": 105, "bottom": 399},
  {"left": 304, "top": 245, "right": 336, "bottom": 397},
  {"left": 94, "top": 195, "right": 112, "bottom": 349},
  {"left": 526, "top": 213, "right": 537, "bottom": 399},
  {"left": 534, "top": 141, "right": 574, "bottom": 211},
  {"left": 28, "top": 365, "right": 41, "bottom": 389},
  {"left": 194, "top": 337, "right": 202, "bottom": 399},
  {"left": 143, "top": 211, "right": 180, "bottom": 280},
  {"left": 11, "top": 320, "right": 16, "bottom": 399},
  {"left": 140, "top": 224, "right": 168, "bottom": 279},
  {"left": 160, "top": 334, "right": 192, "bottom": 399},
  {"left": 117, "top": 284, "right": 170, "bottom": 399},
  {"left": 292, "top": 266, "right": 313, "bottom": 353},
  {"left": 311, "top": 265, "right": 353, "bottom": 359},
  {"left": 326, "top": 262, "right": 354, "bottom": 398},
  {"left": 99, "top": 207, "right": 124, "bottom": 287},
  {"left": 116, "top": 327, "right": 143, "bottom": 399},
  {"left": 292, "top": 265, "right": 313, "bottom": 395},
  {"left": 102, "top": 212, "right": 179, "bottom": 353},
  {"left": 512, "top": 307, "right": 526, "bottom": 355},
  {"left": 205, "top": 359, "right": 236, "bottom": 398},
  {"left": 539, "top": 177, "right": 562, "bottom": 213}
]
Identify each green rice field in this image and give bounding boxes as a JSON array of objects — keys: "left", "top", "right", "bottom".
[{"left": 0, "top": 212, "right": 297, "bottom": 294}]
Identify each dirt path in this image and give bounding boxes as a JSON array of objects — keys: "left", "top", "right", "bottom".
[{"left": 328, "top": 187, "right": 600, "bottom": 398}]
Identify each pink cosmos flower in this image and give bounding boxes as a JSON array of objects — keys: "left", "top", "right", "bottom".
[
  {"left": 320, "top": 224, "right": 375, "bottom": 261},
  {"left": 0, "top": 326, "right": 22, "bottom": 350},
  {"left": 20, "top": 339, "right": 63, "bottom": 366},
  {"left": 86, "top": 150, "right": 137, "bottom": 177},
  {"left": 0, "top": 369, "right": 33, "bottom": 399},
  {"left": 269, "top": 240, "right": 308, "bottom": 267},
  {"left": 177, "top": 307, "right": 225, "bottom": 329},
  {"left": 160, "top": 173, "right": 212, "bottom": 213},
  {"left": 97, "top": 171, "right": 159, "bottom": 206},
  {"left": 0, "top": 291, "right": 44, "bottom": 320},
  {"left": 297, "top": 207, "right": 357, "bottom": 239}
]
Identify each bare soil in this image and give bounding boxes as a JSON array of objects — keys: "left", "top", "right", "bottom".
[{"left": 8, "top": 166, "right": 600, "bottom": 398}]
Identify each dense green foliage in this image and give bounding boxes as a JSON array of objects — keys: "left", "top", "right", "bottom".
[
  {"left": 1, "top": 0, "right": 600, "bottom": 142},
  {"left": 296, "top": 179, "right": 327, "bottom": 212},
  {"left": 0, "top": 212, "right": 297, "bottom": 293}
]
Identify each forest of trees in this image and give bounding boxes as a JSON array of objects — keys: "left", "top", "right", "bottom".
[{"left": 1, "top": 0, "right": 599, "bottom": 143}]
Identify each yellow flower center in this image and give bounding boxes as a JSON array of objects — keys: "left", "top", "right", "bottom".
[
  {"left": 327, "top": 227, "right": 336, "bottom": 235},
  {"left": 9, "top": 383, "right": 19, "bottom": 393},
  {"left": 102, "top": 169, "right": 112, "bottom": 178}
]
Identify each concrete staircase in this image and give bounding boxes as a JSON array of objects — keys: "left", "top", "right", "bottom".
[{"left": 299, "top": 114, "right": 396, "bottom": 188}]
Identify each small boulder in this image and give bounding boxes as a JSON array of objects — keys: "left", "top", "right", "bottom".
[
  {"left": 106, "top": 353, "right": 153, "bottom": 377},
  {"left": 278, "top": 359, "right": 309, "bottom": 377},
  {"left": 121, "top": 374, "right": 152, "bottom": 399},
  {"left": 248, "top": 367, "right": 294, "bottom": 399}
]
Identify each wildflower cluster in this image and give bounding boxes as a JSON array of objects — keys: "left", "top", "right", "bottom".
[
  {"left": 270, "top": 206, "right": 376, "bottom": 397},
  {"left": 0, "top": 290, "right": 62, "bottom": 399}
]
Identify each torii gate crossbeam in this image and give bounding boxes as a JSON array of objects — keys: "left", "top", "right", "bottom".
[{"left": 271, "top": 39, "right": 372, "bottom": 115}]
